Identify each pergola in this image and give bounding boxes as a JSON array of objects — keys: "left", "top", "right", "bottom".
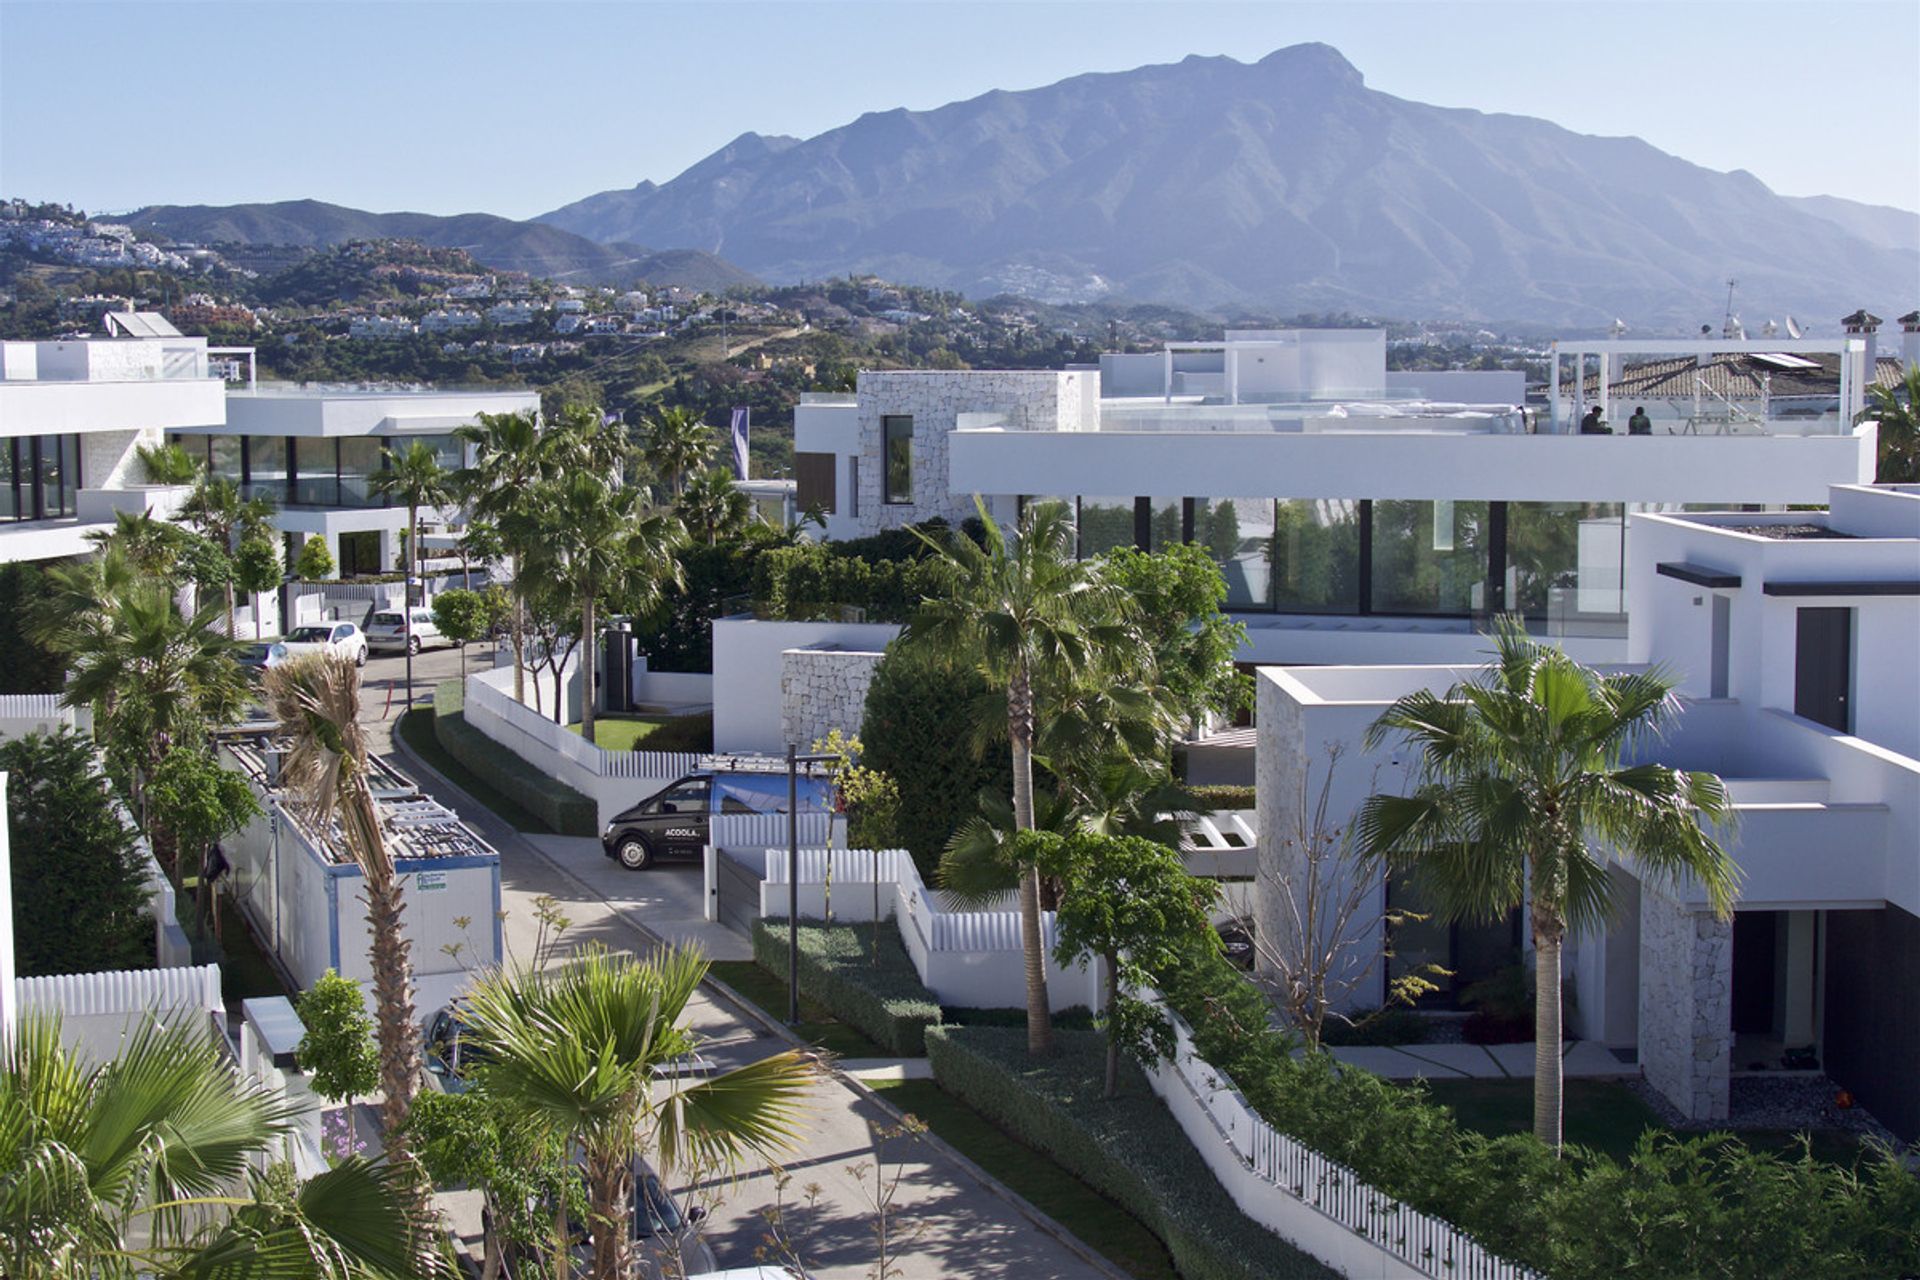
[{"left": 1546, "top": 337, "right": 1869, "bottom": 433}]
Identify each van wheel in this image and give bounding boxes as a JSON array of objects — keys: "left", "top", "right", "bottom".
[
  {"left": 616, "top": 838, "right": 655, "bottom": 871},
  {"left": 407, "top": 636, "right": 422, "bottom": 656}
]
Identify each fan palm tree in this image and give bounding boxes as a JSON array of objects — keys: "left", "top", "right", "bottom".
[
  {"left": 675, "top": 467, "right": 755, "bottom": 546},
  {"left": 1356, "top": 616, "right": 1739, "bottom": 1149},
  {"left": 900, "top": 497, "right": 1135, "bottom": 1054},
  {"left": 457, "top": 409, "right": 562, "bottom": 701},
  {"left": 462, "top": 945, "right": 814, "bottom": 1280},
  {"left": 371, "top": 440, "right": 456, "bottom": 589},
  {"left": 1865, "top": 362, "right": 1920, "bottom": 483},
  {"left": 518, "top": 470, "right": 684, "bottom": 745},
  {"left": 640, "top": 406, "right": 717, "bottom": 498},
  {"left": 0, "top": 1013, "right": 435, "bottom": 1280},
  {"left": 135, "top": 440, "right": 203, "bottom": 486},
  {"left": 178, "top": 475, "right": 277, "bottom": 639},
  {"left": 262, "top": 654, "right": 423, "bottom": 1183}
]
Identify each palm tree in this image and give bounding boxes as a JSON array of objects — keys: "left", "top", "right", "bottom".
[
  {"left": 1356, "top": 616, "right": 1739, "bottom": 1149},
  {"left": 519, "top": 470, "right": 683, "bottom": 745},
  {"left": 640, "top": 406, "right": 717, "bottom": 498},
  {"left": 263, "top": 653, "right": 423, "bottom": 1184},
  {"left": 457, "top": 409, "right": 558, "bottom": 702},
  {"left": 462, "top": 945, "right": 814, "bottom": 1280},
  {"left": 134, "top": 440, "right": 203, "bottom": 486},
  {"left": 1865, "top": 362, "right": 1920, "bottom": 483},
  {"left": 0, "top": 1013, "right": 434, "bottom": 1280},
  {"left": 900, "top": 497, "right": 1134, "bottom": 1054},
  {"left": 178, "top": 475, "right": 276, "bottom": 639},
  {"left": 371, "top": 439, "right": 456, "bottom": 593},
  {"left": 675, "top": 467, "right": 754, "bottom": 546}
]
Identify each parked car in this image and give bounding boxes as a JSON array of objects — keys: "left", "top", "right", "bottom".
[
  {"left": 493, "top": 1157, "right": 717, "bottom": 1280},
  {"left": 236, "top": 640, "right": 290, "bottom": 680},
  {"left": 365, "top": 606, "right": 453, "bottom": 655},
  {"left": 277, "top": 621, "right": 368, "bottom": 666},
  {"left": 601, "top": 769, "right": 835, "bottom": 871},
  {"left": 422, "top": 1004, "right": 492, "bottom": 1094}
]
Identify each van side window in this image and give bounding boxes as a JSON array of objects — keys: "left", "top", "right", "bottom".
[
  {"left": 719, "top": 795, "right": 757, "bottom": 814},
  {"left": 656, "top": 784, "right": 709, "bottom": 815}
]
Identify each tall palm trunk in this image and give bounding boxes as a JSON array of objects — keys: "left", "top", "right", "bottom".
[
  {"left": 586, "top": 1148, "right": 632, "bottom": 1280},
  {"left": 1531, "top": 901, "right": 1565, "bottom": 1150},
  {"left": 1009, "top": 662, "right": 1053, "bottom": 1055},
  {"left": 511, "top": 580, "right": 528, "bottom": 702},
  {"left": 1103, "top": 952, "right": 1121, "bottom": 1097},
  {"left": 579, "top": 593, "right": 597, "bottom": 744},
  {"left": 342, "top": 780, "right": 421, "bottom": 1182}
]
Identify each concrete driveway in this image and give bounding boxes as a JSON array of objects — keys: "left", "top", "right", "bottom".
[{"left": 365, "top": 653, "right": 1117, "bottom": 1280}]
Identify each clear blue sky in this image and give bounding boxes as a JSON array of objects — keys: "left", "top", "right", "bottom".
[{"left": 3, "top": 0, "right": 1916, "bottom": 218}]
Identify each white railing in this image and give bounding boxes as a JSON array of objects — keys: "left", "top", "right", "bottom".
[
  {"left": 466, "top": 672, "right": 701, "bottom": 782},
  {"left": 1150, "top": 1005, "right": 1538, "bottom": 1280},
  {"left": 0, "top": 693, "right": 65, "bottom": 719}
]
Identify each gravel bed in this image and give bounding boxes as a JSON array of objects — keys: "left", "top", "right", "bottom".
[{"left": 1627, "top": 1073, "right": 1903, "bottom": 1149}]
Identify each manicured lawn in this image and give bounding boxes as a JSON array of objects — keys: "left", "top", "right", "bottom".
[
  {"left": 396, "top": 707, "right": 553, "bottom": 834},
  {"left": 565, "top": 713, "right": 674, "bottom": 751},
  {"left": 869, "top": 1078, "right": 1177, "bottom": 1280},
  {"left": 707, "top": 960, "right": 888, "bottom": 1059},
  {"left": 1418, "top": 1077, "right": 1868, "bottom": 1166}
]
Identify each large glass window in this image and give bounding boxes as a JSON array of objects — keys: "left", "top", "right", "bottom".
[
  {"left": 169, "top": 434, "right": 213, "bottom": 472},
  {"left": 1507, "top": 502, "right": 1626, "bottom": 622},
  {"left": 1075, "top": 497, "right": 1136, "bottom": 558},
  {"left": 1, "top": 440, "right": 15, "bottom": 520},
  {"left": 1371, "top": 499, "right": 1493, "bottom": 616},
  {"left": 882, "top": 416, "right": 913, "bottom": 504},
  {"left": 1147, "top": 497, "right": 1184, "bottom": 552},
  {"left": 210, "top": 435, "right": 243, "bottom": 484},
  {"left": 293, "top": 438, "right": 339, "bottom": 506},
  {"left": 1272, "top": 499, "right": 1362, "bottom": 614},
  {"left": 245, "top": 436, "right": 289, "bottom": 502},
  {"left": 1196, "top": 498, "right": 1276, "bottom": 610},
  {"left": 338, "top": 437, "right": 383, "bottom": 507}
]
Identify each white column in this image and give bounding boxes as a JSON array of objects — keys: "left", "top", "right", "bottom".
[
  {"left": 0, "top": 773, "right": 13, "bottom": 1049},
  {"left": 1226, "top": 345, "right": 1240, "bottom": 406},
  {"left": 1163, "top": 348, "right": 1174, "bottom": 404},
  {"left": 1598, "top": 349, "right": 1611, "bottom": 432},
  {"left": 1550, "top": 348, "right": 1562, "bottom": 432}
]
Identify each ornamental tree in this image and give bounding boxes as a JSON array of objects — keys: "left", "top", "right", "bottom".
[{"left": 296, "top": 969, "right": 380, "bottom": 1152}]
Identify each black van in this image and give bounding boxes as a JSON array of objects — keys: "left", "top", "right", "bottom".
[{"left": 600, "top": 768, "right": 835, "bottom": 870}]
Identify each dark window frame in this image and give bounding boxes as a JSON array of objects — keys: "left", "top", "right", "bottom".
[{"left": 881, "top": 415, "right": 914, "bottom": 505}]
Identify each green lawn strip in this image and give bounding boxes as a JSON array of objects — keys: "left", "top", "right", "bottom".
[
  {"left": 1418, "top": 1077, "right": 1868, "bottom": 1167},
  {"left": 397, "top": 706, "right": 554, "bottom": 835},
  {"left": 869, "top": 1077, "right": 1177, "bottom": 1280},
  {"left": 564, "top": 713, "right": 673, "bottom": 750},
  {"left": 706, "top": 960, "right": 888, "bottom": 1059}
]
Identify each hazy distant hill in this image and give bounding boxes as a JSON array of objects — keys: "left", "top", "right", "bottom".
[
  {"left": 1780, "top": 194, "right": 1920, "bottom": 255},
  {"left": 125, "top": 199, "right": 758, "bottom": 292},
  {"left": 538, "top": 44, "right": 1917, "bottom": 327}
]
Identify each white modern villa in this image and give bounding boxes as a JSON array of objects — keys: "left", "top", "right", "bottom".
[
  {"left": 796, "top": 324, "right": 1886, "bottom": 673},
  {"left": 1256, "top": 482, "right": 1920, "bottom": 1138},
  {"left": 0, "top": 314, "right": 538, "bottom": 578}
]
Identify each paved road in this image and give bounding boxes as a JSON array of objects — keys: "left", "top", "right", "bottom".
[{"left": 358, "top": 649, "right": 1116, "bottom": 1280}]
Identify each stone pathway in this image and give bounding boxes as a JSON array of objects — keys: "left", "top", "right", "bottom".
[
  {"left": 1326, "top": 1039, "right": 1631, "bottom": 1080},
  {"left": 838, "top": 1058, "right": 936, "bottom": 1082}
]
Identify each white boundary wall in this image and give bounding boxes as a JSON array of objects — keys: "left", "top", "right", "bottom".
[
  {"left": 14, "top": 963, "right": 224, "bottom": 1063},
  {"left": 464, "top": 666, "right": 701, "bottom": 825},
  {"left": 1143, "top": 1001, "right": 1539, "bottom": 1280},
  {"left": 752, "top": 846, "right": 1104, "bottom": 1012}
]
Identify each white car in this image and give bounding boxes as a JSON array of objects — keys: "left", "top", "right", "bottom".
[
  {"left": 365, "top": 606, "right": 453, "bottom": 655},
  {"left": 276, "top": 622, "right": 368, "bottom": 667}
]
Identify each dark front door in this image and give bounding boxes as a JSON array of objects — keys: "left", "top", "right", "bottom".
[{"left": 1794, "top": 607, "right": 1851, "bottom": 732}]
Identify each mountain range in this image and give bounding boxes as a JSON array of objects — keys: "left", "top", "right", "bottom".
[
  {"left": 122, "top": 199, "right": 759, "bottom": 293},
  {"left": 538, "top": 43, "right": 1915, "bottom": 327},
  {"left": 120, "top": 46, "right": 1916, "bottom": 327}
]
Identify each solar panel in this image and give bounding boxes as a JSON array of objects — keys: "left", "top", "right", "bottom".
[
  {"left": 1748, "top": 352, "right": 1821, "bottom": 372},
  {"left": 103, "top": 311, "right": 184, "bottom": 338}
]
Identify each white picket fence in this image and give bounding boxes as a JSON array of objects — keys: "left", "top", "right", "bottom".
[{"left": 1147, "top": 1005, "right": 1539, "bottom": 1280}]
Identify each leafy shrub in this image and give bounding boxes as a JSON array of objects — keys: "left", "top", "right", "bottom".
[
  {"left": 0, "top": 730, "right": 152, "bottom": 976},
  {"left": 859, "top": 646, "right": 1009, "bottom": 875},
  {"left": 640, "top": 710, "right": 713, "bottom": 754},
  {"left": 750, "top": 920, "right": 942, "bottom": 1056},
  {"left": 430, "top": 681, "right": 596, "bottom": 836},
  {"left": 1187, "top": 783, "right": 1256, "bottom": 810},
  {"left": 752, "top": 544, "right": 947, "bottom": 624},
  {"left": 926, "top": 1026, "right": 1333, "bottom": 1280},
  {"left": 1157, "top": 939, "right": 1920, "bottom": 1280}
]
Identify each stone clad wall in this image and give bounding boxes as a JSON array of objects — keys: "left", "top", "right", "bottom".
[
  {"left": 851, "top": 370, "right": 1097, "bottom": 535},
  {"left": 780, "top": 647, "right": 886, "bottom": 751},
  {"left": 1638, "top": 878, "right": 1732, "bottom": 1120}
]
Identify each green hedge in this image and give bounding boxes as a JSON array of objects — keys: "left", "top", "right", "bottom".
[
  {"left": 926, "top": 1027, "right": 1333, "bottom": 1280},
  {"left": 750, "top": 920, "right": 942, "bottom": 1056},
  {"left": 429, "top": 681, "right": 597, "bottom": 836},
  {"left": 1188, "top": 783, "right": 1256, "bottom": 810},
  {"left": 1157, "top": 942, "right": 1920, "bottom": 1280}
]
